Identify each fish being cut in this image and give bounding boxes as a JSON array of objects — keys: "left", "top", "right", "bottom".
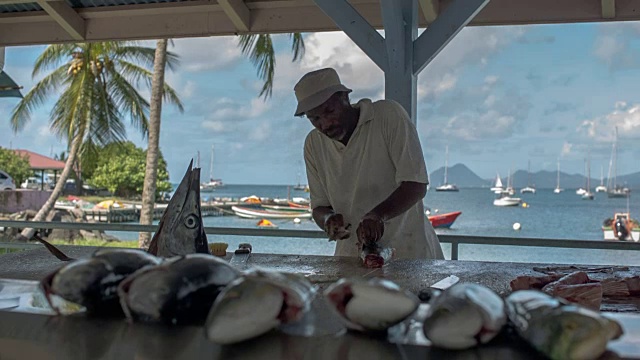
[
  {"left": 359, "top": 243, "right": 394, "bottom": 268},
  {"left": 422, "top": 283, "right": 507, "bottom": 350},
  {"left": 324, "top": 277, "right": 419, "bottom": 332},
  {"left": 506, "top": 290, "right": 624, "bottom": 360},
  {"left": 118, "top": 254, "right": 240, "bottom": 325},
  {"left": 205, "top": 269, "right": 317, "bottom": 344}
]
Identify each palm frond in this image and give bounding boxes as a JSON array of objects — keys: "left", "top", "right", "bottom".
[
  {"left": 32, "top": 43, "right": 78, "bottom": 77},
  {"left": 289, "top": 33, "right": 305, "bottom": 62},
  {"left": 162, "top": 84, "right": 184, "bottom": 112},
  {"left": 10, "top": 66, "right": 69, "bottom": 132},
  {"left": 239, "top": 34, "right": 275, "bottom": 99},
  {"left": 107, "top": 70, "right": 150, "bottom": 137}
]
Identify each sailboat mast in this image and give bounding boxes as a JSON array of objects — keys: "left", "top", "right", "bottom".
[
  {"left": 443, "top": 145, "right": 449, "bottom": 185},
  {"left": 209, "top": 145, "right": 214, "bottom": 181},
  {"left": 613, "top": 127, "right": 618, "bottom": 189},
  {"left": 556, "top": 158, "right": 560, "bottom": 189}
]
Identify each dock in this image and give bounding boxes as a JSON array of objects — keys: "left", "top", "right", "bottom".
[{"left": 54, "top": 203, "right": 238, "bottom": 223}]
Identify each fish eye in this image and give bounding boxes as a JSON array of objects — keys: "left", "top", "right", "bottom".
[{"left": 184, "top": 214, "right": 199, "bottom": 229}]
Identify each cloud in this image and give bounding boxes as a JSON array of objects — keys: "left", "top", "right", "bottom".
[
  {"left": 170, "top": 37, "right": 242, "bottom": 72},
  {"left": 593, "top": 23, "right": 640, "bottom": 71},
  {"left": 202, "top": 97, "right": 272, "bottom": 133},
  {"left": 577, "top": 102, "right": 640, "bottom": 143},
  {"left": 543, "top": 102, "right": 575, "bottom": 116},
  {"left": 561, "top": 142, "right": 573, "bottom": 156}
]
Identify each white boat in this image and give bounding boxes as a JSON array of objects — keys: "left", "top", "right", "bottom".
[
  {"left": 581, "top": 152, "right": 594, "bottom": 200},
  {"left": 595, "top": 165, "right": 607, "bottom": 193},
  {"left": 576, "top": 188, "right": 587, "bottom": 195},
  {"left": 435, "top": 145, "right": 459, "bottom": 192},
  {"left": 493, "top": 195, "right": 521, "bottom": 207},
  {"left": 500, "top": 169, "right": 515, "bottom": 195},
  {"left": 607, "top": 127, "right": 630, "bottom": 199},
  {"left": 520, "top": 186, "right": 536, "bottom": 194},
  {"left": 201, "top": 145, "right": 223, "bottom": 191},
  {"left": 490, "top": 173, "right": 504, "bottom": 193},
  {"left": 553, "top": 158, "right": 563, "bottom": 193},
  {"left": 520, "top": 160, "right": 536, "bottom": 194},
  {"left": 231, "top": 206, "right": 312, "bottom": 219}
]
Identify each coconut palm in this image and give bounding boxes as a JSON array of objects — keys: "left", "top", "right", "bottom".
[
  {"left": 239, "top": 33, "right": 305, "bottom": 99},
  {"left": 10, "top": 41, "right": 182, "bottom": 241},
  {"left": 138, "top": 39, "right": 171, "bottom": 249}
]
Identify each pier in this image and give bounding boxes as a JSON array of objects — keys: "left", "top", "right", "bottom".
[{"left": 54, "top": 203, "right": 237, "bottom": 223}]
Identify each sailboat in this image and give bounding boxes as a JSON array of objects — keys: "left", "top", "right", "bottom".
[
  {"left": 490, "top": 173, "right": 504, "bottom": 193},
  {"left": 581, "top": 152, "right": 594, "bottom": 200},
  {"left": 607, "top": 127, "right": 630, "bottom": 198},
  {"left": 595, "top": 165, "right": 607, "bottom": 193},
  {"left": 201, "top": 145, "right": 224, "bottom": 191},
  {"left": 553, "top": 158, "right": 563, "bottom": 194},
  {"left": 494, "top": 169, "right": 521, "bottom": 206},
  {"left": 520, "top": 160, "right": 536, "bottom": 194},
  {"left": 435, "top": 145, "right": 459, "bottom": 192},
  {"left": 293, "top": 172, "right": 307, "bottom": 191}
]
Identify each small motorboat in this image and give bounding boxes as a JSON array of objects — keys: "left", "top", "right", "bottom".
[
  {"left": 427, "top": 211, "right": 462, "bottom": 229},
  {"left": 493, "top": 195, "right": 521, "bottom": 207},
  {"left": 603, "top": 212, "right": 640, "bottom": 242},
  {"left": 232, "top": 206, "right": 312, "bottom": 219}
]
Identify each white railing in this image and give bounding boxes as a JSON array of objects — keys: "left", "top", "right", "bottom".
[{"left": 1, "top": 220, "right": 640, "bottom": 260}]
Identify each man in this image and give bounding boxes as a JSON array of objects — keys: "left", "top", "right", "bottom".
[{"left": 294, "top": 68, "right": 444, "bottom": 260}]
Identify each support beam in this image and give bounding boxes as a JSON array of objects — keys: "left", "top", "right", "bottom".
[
  {"left": 418, "top": 0, "right": 439, "bottom": 23},
  {"left": 381, "top": 0, "right": 418, "bottom": 122},
  {"left": 313, "top": 0, "right": 388, "bottom": 72},
  {"left": 218, "top": 0, "right": 250, "bottom": 32},
  {"left": 35, "top": 0, "right": 85, "bottom": 40},
  {"left": 602, "top": 0, "right": 616, "bottom": 19},
  {"left": 413, "top": 0, "right": 489, "bottom": 75}
]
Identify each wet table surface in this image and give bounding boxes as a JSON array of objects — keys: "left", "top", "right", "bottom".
[{"left": 0, "top": 246, "right": 639, "bottom": 359}]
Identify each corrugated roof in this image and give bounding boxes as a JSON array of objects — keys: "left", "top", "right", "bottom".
[{"left": 0, "top": 2, "right": 42, "bottom": 13}]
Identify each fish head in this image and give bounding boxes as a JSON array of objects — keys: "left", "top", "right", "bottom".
[
  {"left": 324, "top": 277, "right": 419, "bottom": 332},
  {"left": 530, "top": 306, "right": 624, "bottom": 360},
  {"left": 206, "top": 276, "right": 284, "bottom": 345},
  {"left": 148, "top": 160, "right": 209, "bottom": 257}
]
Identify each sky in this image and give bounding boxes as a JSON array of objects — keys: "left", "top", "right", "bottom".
[{"left": 1, "top": 21, "right": 640, "bottom": 185}]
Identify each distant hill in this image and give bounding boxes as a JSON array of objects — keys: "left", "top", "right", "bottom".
[
  {"left": 429, "top": 163, "right": 640, "bottom": 190},
  {"left": 429, "top": 163, "right": 488, "bottom": 188}
]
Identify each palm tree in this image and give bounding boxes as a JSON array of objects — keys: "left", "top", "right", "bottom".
[
  {"left": 10, "top": 42, "right": 182, "bottom": 241},
  {"left": 239, "top": 34, "right": 305, "bottom": 99},
  {"left": 138, "top": 39, "right": 183, "bottom": 249}
]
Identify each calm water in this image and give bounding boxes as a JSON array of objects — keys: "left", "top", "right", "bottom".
[{"left": 110, "top": 185, "right": 640, "bottom": 266}]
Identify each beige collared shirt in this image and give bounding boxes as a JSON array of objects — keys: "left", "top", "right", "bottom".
[{"left": 304, "top": 98, "right": 444, "bottom": 260}]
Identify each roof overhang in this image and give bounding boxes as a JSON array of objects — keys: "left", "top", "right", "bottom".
[{"left": 0, "top": 0, "right": 638, "bottom": 47}]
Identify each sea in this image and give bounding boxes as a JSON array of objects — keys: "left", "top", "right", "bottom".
[{"left": 109, "top": 185, "right": 640, "bottom": 266}]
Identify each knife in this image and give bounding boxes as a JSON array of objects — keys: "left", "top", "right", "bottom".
[
  {"left": 418, "top": 275, "right": 460, "bottom": 302},
  {"left": 229, "top": 243, "right": 252, "bottom": 270}
]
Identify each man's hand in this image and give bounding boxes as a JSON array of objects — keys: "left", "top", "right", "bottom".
[
  {"left": 357, "top": 212, "right": 385, "bottom": 245},
  {"left": 324, "top": 213, "right": 351, "bottom": 241}
]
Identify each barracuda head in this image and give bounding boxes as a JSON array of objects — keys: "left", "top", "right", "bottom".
[{"left": 148, "top": 160, "right": 209, "bottom": 257}]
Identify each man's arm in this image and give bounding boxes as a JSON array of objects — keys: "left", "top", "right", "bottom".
[
  {"left": 312, "top": 206, "right": 335, "bottom": 230},
  {"left": 367, "top": 181, "right": 427, "bottom": 222}
]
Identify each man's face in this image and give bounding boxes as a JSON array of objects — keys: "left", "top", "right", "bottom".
[{"left": 305, "top": 93, "right": 349, "bottom": 141}]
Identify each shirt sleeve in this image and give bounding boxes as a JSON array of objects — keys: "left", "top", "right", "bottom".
[
  {"left": 380, "top": 100, "right": 429, "bottom": 186},
  {"left": 303, "top": 133, "right": 332, "bottom": 209}
]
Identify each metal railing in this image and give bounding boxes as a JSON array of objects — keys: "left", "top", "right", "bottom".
[{"left": 1, "top": 220, "right": 640, "bottom": 260}]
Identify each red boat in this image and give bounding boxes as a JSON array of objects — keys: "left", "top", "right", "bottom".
[{"left": 428, "top": 211, "right": 462, "bottom": 229}]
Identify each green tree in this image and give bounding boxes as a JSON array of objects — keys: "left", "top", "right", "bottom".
[
  {"left": 89, "top": 141, "right": 171, "bottom": 198},
  {"left": 9, "top": 42, "right": 182, "bottom": 241},
  {"left": 239, "top": 34, "right": 305, "bottom": 99},
  {"left": 0, "top": 148, "right": 31, "bottom": 185}
]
